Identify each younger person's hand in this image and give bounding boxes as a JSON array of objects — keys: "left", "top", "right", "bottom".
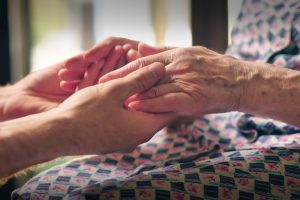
[
  {"left": 55, "top": 62, "right": 175, "bottom": 153},
  {"left": 58, "top": 37, "right": 141, "bottom": 92}
]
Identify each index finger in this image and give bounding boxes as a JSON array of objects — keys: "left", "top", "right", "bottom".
[{"left": 99, "top": 51, "right": 171, "bottom": 83}]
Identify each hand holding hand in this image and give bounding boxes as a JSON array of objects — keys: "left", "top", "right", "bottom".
[
  {"left": 59, "top": 37, "right": 142, "bottom": 92},
  {"left": 55, "top": 62, "right": 175, "bottom": 154},
  {"left": 100, "top": 46, "right": 249, "bottom": 116},
  {"left": 58, "top": 38, "right": 174, "bottom": 92}
]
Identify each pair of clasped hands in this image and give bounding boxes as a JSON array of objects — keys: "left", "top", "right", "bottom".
[{"left": 2, "top": 37, "right": 245, "bottom": 155}]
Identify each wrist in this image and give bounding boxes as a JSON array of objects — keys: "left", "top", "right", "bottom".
[
  {"left": 0, "top": 110, "right": 73, "bottom": 177},
  {"left": 237, "top": 61, "right": 300, "bottom": 125},
  {"left": 213, "top": 57, "right": 252, "bottom": 113}
]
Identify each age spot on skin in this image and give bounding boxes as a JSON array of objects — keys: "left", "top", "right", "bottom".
[
  {"left": 261, "top": 91, "right": 266, "bottom": 95},
  {"left": 297, "top": 114, "right": 300, "bottom": 118},
  {"left": 290, "top": 92, "right": 294, "bottom": 97}
]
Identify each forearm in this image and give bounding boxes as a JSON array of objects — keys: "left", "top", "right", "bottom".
[
  {"left": 0, "top": 110, "right": 74, "bottom": 177},
  {"left": 240, "top": 61, "right": 300, "bottom": 127}
]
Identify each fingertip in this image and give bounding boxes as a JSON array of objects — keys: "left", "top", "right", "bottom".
[
  {"left": 64, "top": 54, "right": 85, "bottom": 69},
  {"left": 84, "top": 47, "right": 99, "bottom": 62},
  {"left": 138, "top": 42, "right": 151, "bottom": 49},
  {"left": 98, "top": 75, "right": 110, "bottom": 83},
  {"left": 127, "top": 49, "right": 139, "bottom": 62},
  {"left": 127, "top": 101, "right": 142, "bottom": 110},
  {"left": 60, "top": 80, "right": 80, "bottom": 93},
  {"left": 58, "top": 68, "right": 66, "bottom": 80},
  {"left": 115, "top": 45, "right": 123, "bottom": 51},
  {"left": 114, "top": 45, "right": 124, "bottom": 57},
  {"left": 138, "top": 42, "right": 153, "bottom": 56},
  {"left": 123, "top": 43, "right": 133, "bottom": 52}
]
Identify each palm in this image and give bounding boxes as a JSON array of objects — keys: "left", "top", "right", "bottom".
[{"left": 3, "top": 63, "right": 72, "bottom": 120}]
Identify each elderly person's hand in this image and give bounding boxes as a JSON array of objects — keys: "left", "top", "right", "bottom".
[
  {"left": 0, "top": 62, "right": 175, "bottom": 177},
  {"left": 99, "top": 46, "right": 247, "bottom": 116},
  {"left": 99, "top": 44, "right": 300, "bottom": 127}
]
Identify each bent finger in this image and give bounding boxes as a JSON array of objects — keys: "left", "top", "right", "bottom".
[
  {"left": 128, "top": 93, "right": 190, "bottom": 113},
  {"left": 110, "top": 62, "right": 166, "bottom": 101},
  {"left": 60, "top": 80, "right": 81, "bottom": 93},
  {"left": 77, "top": 59, "right": 105, "bottom": 90},
  {"left": 84, "top": 37, "right": 139, "bottom": 62},
  {"left": 64, "top": 54, "right": 90, "bottom": 70},
  {"left": 58, "top": 68, "right": 85, "bottom": 81},
  {"left": 99, "top": 52, "right": 170, "bottom": 83},
  {"left": 126, "top": 49, "right": 141, "bottom": 63},
  {"left": 98, "top": 45, "right": 123, "bottom": 77},
  {"left": 138, "top": 42, "right": 176, "bottom": 56},
  {"left": 125, "top": 83, "right": 179, "bottom": 105},
  {"left": 137, "top": 83, "right": 182, "bottom": 100}
]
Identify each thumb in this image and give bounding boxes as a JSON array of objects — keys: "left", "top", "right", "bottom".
[
  {"left": 112, "top": 62, "right": 165, "bottom": 101},
  {"left": 138, "top": 42, "right": 175, "bottom": 56}
]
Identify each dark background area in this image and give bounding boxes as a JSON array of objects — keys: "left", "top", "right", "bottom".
[
  {"left": 192, "top": 0, "right": 228, "bottom": 53},
  {"left": 0, "top": 0, "right": 11, "bottom": 85}
]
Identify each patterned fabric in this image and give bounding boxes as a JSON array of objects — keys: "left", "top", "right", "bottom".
[
  {"left": 12, "top": 0, "right": 300, "bottom": 199},
  {"left": 226, "top": 0, "right": 300, "bottom": 143}
]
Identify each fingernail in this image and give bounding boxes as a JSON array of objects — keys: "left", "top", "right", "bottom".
[
  {"left": 98, "top": 77, "right": 106, "bottom": 83},
  {"left": 127, "top": 101, "right": 140, "bottom": 110}
]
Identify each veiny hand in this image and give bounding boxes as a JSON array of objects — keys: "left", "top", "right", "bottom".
[
  {"left": 54, "top": 62, "right": 175, "bottom": 154},
  {"left": 99, "top": 46, "right": 249, "bottom": 116}
]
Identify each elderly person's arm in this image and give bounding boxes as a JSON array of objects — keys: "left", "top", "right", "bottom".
[
  {"left": 99, "top": 45, "right": 300, "bottom": 127},
  {"left": 237, "top": 61, "right": 300, "bottom": 126},
  {"left": 0, "top": 62, "right": 174, "bottom": 178}
]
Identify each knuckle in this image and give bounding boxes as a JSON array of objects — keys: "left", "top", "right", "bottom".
[
  {"left": 104, "top": 36, "right": 119, "bottom": 46},
  {"left": 131, "top": 73, "right": 148, "bottom": 91},
  {"left": 168, "top": 93, "right": 178, "bottom": 106},
  {"left": 195, "top": 45, "right": 207, "bottom": 52},
  {"left": 196, "top": 56, "right": 205, "bottom": 65},
  {"left": 136, "top": 58, "right": 146, "bottom": 69},
  {"left": 173, "top": 58, "right": 196, "bottom": 72},
  {"left": 175, "top": 48, "right": 186, "bottom": 55},
  {"left": 175, "top": 48, "right": 190, "bottom": 57}
]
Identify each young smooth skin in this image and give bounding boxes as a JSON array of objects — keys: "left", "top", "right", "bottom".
[
  {"left": 0, "top": 37, "right": 142, "bottom": 122},
  {"left": 0, "top": 62, "right": 175, "bottom": 178},
  {"left": 59, "top": 37, "right": 142, "bottom": 92}
]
